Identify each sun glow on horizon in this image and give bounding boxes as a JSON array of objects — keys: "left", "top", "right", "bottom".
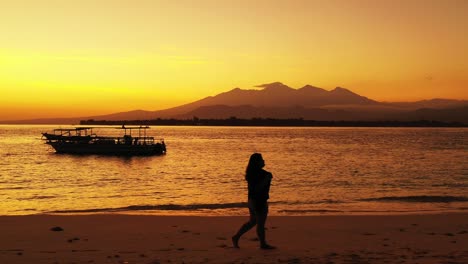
[{"left": 1, "top": 0, "right": 467, "bottom": 120}]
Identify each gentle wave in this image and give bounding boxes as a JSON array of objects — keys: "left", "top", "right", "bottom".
[
  {"left": 277, "top": 199, "right": 346, "bottom": 205},
  {"left": 280, "top": 208, "right": 468, "bottom": 214},
  {"left": 278, "top": 209, "right": 344, "bottom": 213},
  {"left": 49, "top": 202, "right": 248, "bottom": 213},
  {"left": 49, "top": 201, "right": 348, "bottom": 213},
  {"left": 17, "top": 195, "right": 58, "bottom": 201},
  {"left": 0, "top": 186, "right": 26, "bottom": 190},
  {"left": 358, "top": 195, "right": 468, "bottom": 203},
  {"left": 47, "top": 196, "right": 468, "bottom": 214}
]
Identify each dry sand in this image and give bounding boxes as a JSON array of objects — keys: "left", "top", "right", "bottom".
[{"left": 0, "top": 213, "right": 467, "bottom": 263}]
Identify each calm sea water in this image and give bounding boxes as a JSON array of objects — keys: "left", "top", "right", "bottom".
[{"left": 0, "top": 125, "right": 467, "bottom": 216}]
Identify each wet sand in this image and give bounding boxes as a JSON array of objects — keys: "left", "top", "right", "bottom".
[{"left": 0, "top": 213, "right": 467, "bottom": 263}]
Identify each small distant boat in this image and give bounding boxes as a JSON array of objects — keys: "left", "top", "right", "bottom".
[{"left": 42, "top": 126, "right": 166, "bottom": 156}]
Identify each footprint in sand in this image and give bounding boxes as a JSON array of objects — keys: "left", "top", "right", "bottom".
[
  {"left": 2, "top": 249, "right": 24, "bottom": 253},
  {"left": 50, "top": 226, "right": 64, "bottom": 232},
  {"left": 286, "top": 257, "right": 301, "bottom": 263},
  {"left": 67, "top": 237, "right": 80, "bottom": 243}
]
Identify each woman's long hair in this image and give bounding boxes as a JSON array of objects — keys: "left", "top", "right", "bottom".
[{"left": 245, "top": 153, "right": 264, "bottom": 181}]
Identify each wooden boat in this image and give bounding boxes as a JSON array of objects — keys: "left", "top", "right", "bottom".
[{"left": 42, "top": 126, "right": 166, "bottom": 155}]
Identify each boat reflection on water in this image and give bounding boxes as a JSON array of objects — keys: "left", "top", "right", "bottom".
[{"left": 42, "top": 125, "right": 166, "bottom": 156}]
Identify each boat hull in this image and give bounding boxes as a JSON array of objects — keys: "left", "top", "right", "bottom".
[{"left": 48, "top": 142, "right": 166, "bottom": 156}]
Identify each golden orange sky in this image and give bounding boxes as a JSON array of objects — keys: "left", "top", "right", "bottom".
[{"left": 1, "top": 0, "right": 467, "bottom": 120}]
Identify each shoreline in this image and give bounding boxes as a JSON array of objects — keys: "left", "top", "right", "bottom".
[
  {"left": 3, "top": 207, "right": 468, "bottom": 217},
  {"left": 1, "top": 213, "right": 467, "bottom": 263},
  {"left": 3, "top": 204, "right": 468, "bottom": 216}
]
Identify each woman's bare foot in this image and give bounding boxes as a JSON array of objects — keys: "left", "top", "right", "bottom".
[
  {"left": 260, "top": 243, "right": 276, "bottom": 250},
  {"left": 232, "top": 235, "right": 240, "bottom": 248}
]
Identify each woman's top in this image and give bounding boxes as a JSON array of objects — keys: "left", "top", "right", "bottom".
[{"left": 247, "top": 169, "right": 272, "bottom": 201}]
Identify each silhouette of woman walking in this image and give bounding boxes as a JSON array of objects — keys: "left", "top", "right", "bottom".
[{"left": 232, "top": 153, "right": 275, "bottom": 249}]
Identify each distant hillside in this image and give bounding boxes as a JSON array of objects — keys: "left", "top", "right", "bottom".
[
  {"left": 395, "top": 106, "right": 468, "bottom": 123},
  {"left": 2, "top": 82, "right": 467, "bottom": 124},
  {"left": 174, "top": 105, "right": 468, "bottom": 123}
]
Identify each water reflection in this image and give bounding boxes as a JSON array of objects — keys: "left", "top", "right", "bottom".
[{"left": 0, "top": 125, "right": 467, "bottom": 215}]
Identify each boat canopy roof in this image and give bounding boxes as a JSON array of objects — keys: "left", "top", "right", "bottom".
[
  {"left": 53, "top": 127, "right": 93, "bottom": 131},
  {"left": 117, "top": 125, "right": 150, "bottom": 130},
  {"left": 52, "top": 126, "right": 150, "bottom": 132}
]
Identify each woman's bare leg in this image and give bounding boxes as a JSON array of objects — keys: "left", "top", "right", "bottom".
[
  {"left": 232, "top": 211, "right": 256, "bottom": 248},
  {"left": 257, "top": 204, "right": 275, "bottom": 249},
  {"left": 256, "top": 209, "right": 267, "bottom": 247}
]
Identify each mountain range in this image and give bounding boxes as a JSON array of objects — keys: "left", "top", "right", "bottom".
[{"left": 2, "top": 82, "right": 468, "bottom": 124}]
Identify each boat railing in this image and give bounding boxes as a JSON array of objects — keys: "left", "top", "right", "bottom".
[{"left": 92, "top": 135, "right": 161, "bottom": 145}]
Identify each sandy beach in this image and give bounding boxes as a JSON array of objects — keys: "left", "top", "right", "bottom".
[{"left": 0, "top": 213, "right": 466, "bottom": 263}]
